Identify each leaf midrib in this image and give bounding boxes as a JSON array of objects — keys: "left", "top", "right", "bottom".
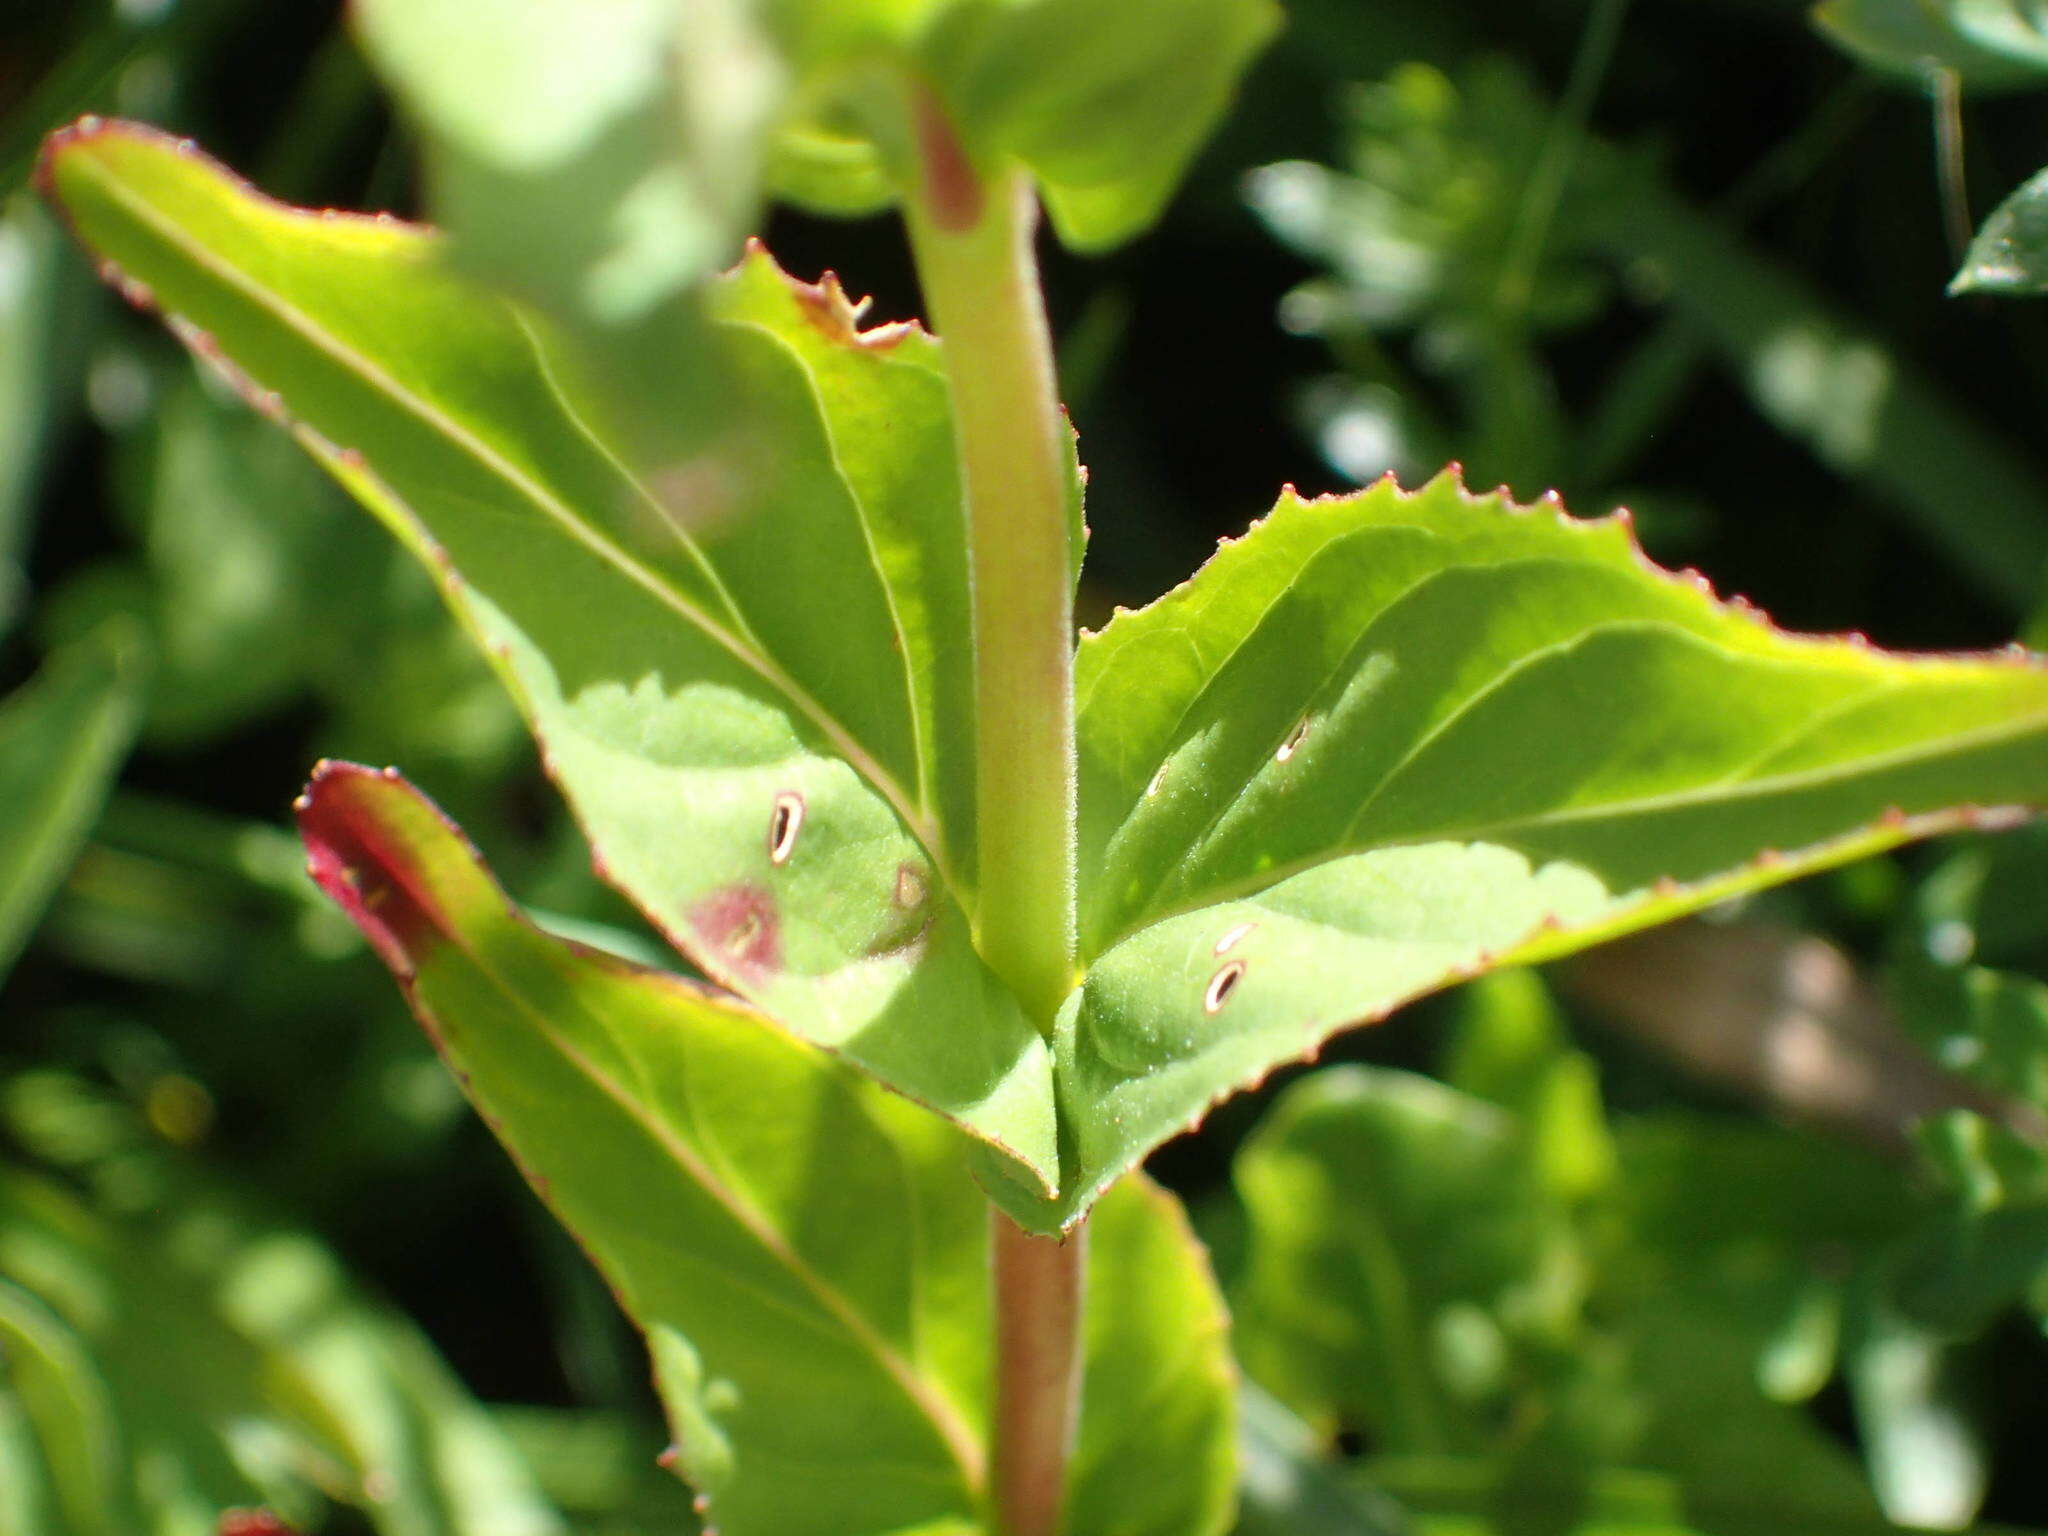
[
  {"left": 727, "top": 312, "right": 939, "bottom": 866},
  {"left": 377, "top": 844, "right": 986, "bottom": 1496},
  {"left": 1093, "top": 689, "right": 2046, "bottom": 957},
  {"left": 71, "top": 150, "right": 939, "bottom": 860}
]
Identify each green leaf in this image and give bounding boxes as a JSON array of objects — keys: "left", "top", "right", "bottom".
[
  {"left": 38, "top": 120, "right": 1058, "bottom": 1196},
  {"left": 297, "top": 759, "right": 991, "bottom": 1533},
  {"left": 1813, "top": 0, "right": 2048, "bottom": 90},
  {"left": 353, "top": 0, "right": 774, "bottom": 455},
  {"left": 1067, "top": 1175, "right": 1238, "bottom": 1536},
  {"left": 1952, "top": 164, "right": 2048, "bottom": 296},
  {"left": 296, "top": 761, "right": 1236, "bottom": 1536},
  {"left": 1028, "top": 472, "right": 2048, "bottom": 1228},
  {"left": 0, "top": 199, "right": 99, "bottom": 634},
  {"left": 0, "top": 622, "right": 143, "bottom": 981},
  {"left": 1231, "top": 1064, "right": 1913, "bottom": 1533},
  {"left": 915, "top": 0, "right": 1285, "bottom": 251},
  {"left": 356, "top": 0, "right": 1279, "bottom": 284},
  {"left": 1231, "top": 1065, "right": 1592, "bottom": 1457}
]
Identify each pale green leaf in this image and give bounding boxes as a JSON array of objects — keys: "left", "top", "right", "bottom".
[
  {"left": 916, "top": 0, "right": 1283, "bottom": 250},
  {"left": 1017, "top": 473, "right": 2048, "bottom": 1228},
  {"left": 1953, "top": 164, "right": 2048, "bottom": 296},
  {"left": 0, "top": 621, "right": 143, "bottom": 981},
  {"left": 1813, "top": 0, "right": 2048, "bottom": 89},
  {"left": 39, "top": 121, "right": 1057, "bottom": 1195},
  {"left": 353, "top": 0, "right": 777, "bottom": 454},
  {"left": 297, "top": 761, "right": 1236, "bottom": 1536},
  {"left": 357, "top": 0, "right": 1278, "bottom": 283}
]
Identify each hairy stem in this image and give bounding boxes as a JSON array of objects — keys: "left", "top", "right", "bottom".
[
  {"left": 905, "top": 117, "right": 1079, "bottom": 1026},
  {"left": 990, "top": 1213, "right": 1087, "bottom": 1536},
  {"left": 905, "top": 96, "right": 1086, "bottom": 1536}
]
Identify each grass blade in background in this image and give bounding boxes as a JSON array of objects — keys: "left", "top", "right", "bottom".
[{"left": 0, "top": 620, "right": 142, "bottom": 980}]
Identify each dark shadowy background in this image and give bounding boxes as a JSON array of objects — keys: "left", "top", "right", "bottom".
[{"left": 7, "top": 1, "right": 2048, "bottom": 1530}]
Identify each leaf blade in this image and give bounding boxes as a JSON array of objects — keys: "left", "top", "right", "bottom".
[
  {"left": 39, "top": 120, "right": 1057, "bottom": 1193},
  {"left": 1953, "top": 164, "right": 2048, "bottom": 297},
  {"left": 1029, "top": 473, "right": 2048, "bottom": 1228},
  {"left": 296, "top": 762, "right": 1240, "bottom": 1536},
  {"left": 0, "top": 621, "right": 143, "bottom": 981},
  {"left": 296, "top": 761, "right": 989, "bottom": 1534}
]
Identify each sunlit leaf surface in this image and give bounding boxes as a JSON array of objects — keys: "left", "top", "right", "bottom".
[
  {"left": 1012, "top": 473, "right": 2048, "bottom": 1227},
  {"left": 39, "top": 122, "right": 1058, "bottom": 1194},
  {"left": 298, "top": 762, "right": 1235, "bottom": 1536}
]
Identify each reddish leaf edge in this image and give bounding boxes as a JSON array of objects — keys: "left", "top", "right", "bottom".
[
  {"left": 40, "top": 118, "right": 1058, "bottom": 1198},
  {"left": 297, "top": 760, "right": 996, "bottom": 1520},
  {"left": 1090, "top": 465, "right": 2047, "bottom": 673},
  {"left": 1048, "top": 468, "right": 2048, "bottom": 1228},
  {"left": 34, "top": 116, "right": 934, "bottom": 355},
  {"left": 296, "top": 759, "right": 1059, "bottom": 1205}
]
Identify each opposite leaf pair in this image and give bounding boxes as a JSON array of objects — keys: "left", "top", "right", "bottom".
[{"left": 40, "top": 123, "right": 2048, "bottom": 1243}]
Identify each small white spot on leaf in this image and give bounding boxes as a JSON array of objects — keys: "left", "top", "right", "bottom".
[
  {"left": 1204, "top": 960, "right": 1247, "bottom": 1015},
  {"left": 768, "top": 792, "right": 804, "bottom": 865},
  {"left": 1214, "top": 921, "right": 1257, "bottom": 956}
]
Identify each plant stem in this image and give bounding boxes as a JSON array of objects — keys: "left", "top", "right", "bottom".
[
  {"left": 989, "top": 1214, "right": 1087, "bottom": 1536},
  {"left": 905, "top": 95, "right": 1086, "bottom": 1536},
  {"left": 904, "top": 115, "right": 1079, "bottom": 1027}
]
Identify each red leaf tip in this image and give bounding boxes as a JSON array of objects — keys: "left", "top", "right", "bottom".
[
  {"left": 296, "top": 762, "right": 446, "bottom": 976},
  {"left": 219, "top": 1512, "right": 298, "bottom": 1536}
]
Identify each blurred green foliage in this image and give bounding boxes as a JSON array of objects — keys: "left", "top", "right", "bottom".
[{"left": 6, "top": 0, "right": 2048, "bottom": 1530}]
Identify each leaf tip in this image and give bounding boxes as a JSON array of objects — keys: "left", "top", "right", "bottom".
[
  {"left": 30, "top": 114, "right": 105, "bottom": 204},
  {"left": 297, "top": 761, "right": 448, "bottom": 978}
]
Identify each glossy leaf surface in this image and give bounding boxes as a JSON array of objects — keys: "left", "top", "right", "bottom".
[
  {"left": 1024, "top": 473, "right": 2048, "bottom": 1227},
  {"left": 298, "top": 762, "right": 1237, "bottom": 1536},
  {"left": 40, "top": 121, "right": 1057, "bottom": 1194},
  {"left": 0, "top": 622, "right": 142, "bottom": 980},
  {"left": 1953, "top": 164, "right": 2048, "bottom": 297}
]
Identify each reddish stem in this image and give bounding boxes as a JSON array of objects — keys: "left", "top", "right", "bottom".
[{"left": 990, "top": 1212, "right": 1087, "bottom": 1536}]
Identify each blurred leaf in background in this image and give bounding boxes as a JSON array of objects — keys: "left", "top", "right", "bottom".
[{"left": 6, "top": 0, "right": 2048, "bottom": 1530}]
